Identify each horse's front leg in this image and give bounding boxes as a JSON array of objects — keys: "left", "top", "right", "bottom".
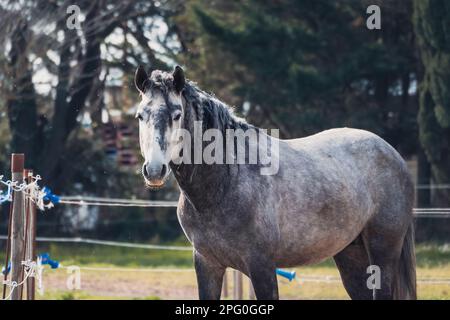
[
  {"left": 194, "top": 250, "right": 225, "bottom": 300},
  {"left": 248, "top": 258, "right": 279, "bottom": 300}
]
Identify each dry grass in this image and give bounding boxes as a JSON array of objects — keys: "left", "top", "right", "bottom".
[
  {"left": 1, "top": 242, "right": 448, "bottom": 300},
  {"left": 36, "top": 265, "right": 449, "bottom": 300}
]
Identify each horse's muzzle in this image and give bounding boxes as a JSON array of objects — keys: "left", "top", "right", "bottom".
[{"left": 142, "top": 162, "right": 168, "bottom": 187}]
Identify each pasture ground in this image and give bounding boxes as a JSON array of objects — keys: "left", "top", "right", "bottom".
[{"left": 1, "top": 243, "right": 449, "bottom": 300}]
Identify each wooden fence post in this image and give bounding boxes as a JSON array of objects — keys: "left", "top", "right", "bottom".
[
  {"left": 233, "top": 270, "right": 243, "bottom": 300},
  {"left": 10, "top": 153, "right": 25, "bottom": 300},
  {"left": 2, "top": 173, "right": 14, "bottom": 299},
  {"left": 25, "top": 169, "right": 36, "bottom": 300}
]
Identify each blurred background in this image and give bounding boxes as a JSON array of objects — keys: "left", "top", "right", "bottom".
[
  {"left": 0, "top": 0, "right": 449, "bottom": 241},
  {"left": 0, "top": 0, "right": 449, "bottom": 300}
]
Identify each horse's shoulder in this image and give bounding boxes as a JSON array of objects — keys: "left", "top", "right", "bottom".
[{"left": 176, "top": 193, "right": 196, "bottom": 216}]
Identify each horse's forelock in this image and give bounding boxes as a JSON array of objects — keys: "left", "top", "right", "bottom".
[{"left": 148, "top": 70, "right": 175, "bottom": 93}]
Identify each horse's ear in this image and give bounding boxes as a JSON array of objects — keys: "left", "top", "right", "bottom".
[
  {"left": 135, "top": 65, "right": 148, "bottom": 93},
  {"left": 173, "top": 65, "right": 185, "bottom": 93}
]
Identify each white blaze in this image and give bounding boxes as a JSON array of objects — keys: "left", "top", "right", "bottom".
[
  {"left": 140, "top": 117, "right": 165, "bottom": 167},
  {"left": 138, "top": 92, "right": 167, "bottom": 168}
]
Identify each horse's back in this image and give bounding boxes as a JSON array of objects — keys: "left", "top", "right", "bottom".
[
  {"left": 282, "top": 127, "right": 413, "bottom": 211},
  {"left": 284, "top": 127, "right": 410, "bottom": 181},
  {"left": 273, "top": 128, "right": 414, "bottom": 266},
  {"left": 286, "top": 127, "right": 390, "bottom": 154}
]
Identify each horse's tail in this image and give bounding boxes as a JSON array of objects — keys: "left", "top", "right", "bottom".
[{"left": 393, "top": 221, "right": 417, "bottom": 299}]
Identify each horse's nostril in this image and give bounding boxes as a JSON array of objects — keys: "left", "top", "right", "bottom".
[
  {"left": 161, "top": 164, "right": 167, "bottom": 177},
  {"left": 143, "top": 163, "right": 166, "bottom": 180},
  {"left": 142, "top": 164, "right": 149, "bottom": 178}
]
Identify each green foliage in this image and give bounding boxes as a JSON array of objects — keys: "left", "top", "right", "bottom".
[
  {"left": 2, "top": 242, "right": 449, "bottom": 269},
  {"left": 179, "top": 0, "right": 419, "bottom": 158},
  {"left": 413, "top": 0, "right": 450, "bottom": 205},
  {"left": 43, "top": 242, "right": 193, "bottom": 268},
  {"left": 416, "top": 243, "right": 450, "bottom": 268}
]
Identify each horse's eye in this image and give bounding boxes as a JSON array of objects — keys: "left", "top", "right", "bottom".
[
  {"left": 173, "top": 113, "right": 181, "bottom": 121},
  {"left": 136, "top": 113, "right": 143, "bottom": 121}
]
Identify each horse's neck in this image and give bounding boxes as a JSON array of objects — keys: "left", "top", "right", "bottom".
[
  {"left": 171, "top": 162, "right": 232, "bottom": 213},
  {"left": 170, "top": 105, "right": 233, "bottom": 213},
  {"left": 173, "top": 92, "right": 245, "bottom": 212}
]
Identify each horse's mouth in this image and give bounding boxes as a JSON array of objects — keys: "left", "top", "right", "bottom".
[
  {"left": 145, "top": 180, "right": 165, "bottom": 188},
  {"left": 144, "top": 178, "right": 166, "bottom": 189},
  {"left": 143, "top": 167, "right": 171, "bottom": 190}
]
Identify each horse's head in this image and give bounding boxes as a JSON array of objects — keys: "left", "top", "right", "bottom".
[{"left": 134, "top": 65, "right": 185, "bottom": 188}]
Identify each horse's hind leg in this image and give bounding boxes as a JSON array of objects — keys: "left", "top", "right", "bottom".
[
  {"left": 333, "top": 236, "right": 373, "bottom": 300},
  {"left": 362, "top": 222, "right": 406, "bottom": 300}
]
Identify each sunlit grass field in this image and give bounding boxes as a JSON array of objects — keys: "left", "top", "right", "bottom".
[{"left": 1, "top": 243, "right": 449, "bottom": 300}]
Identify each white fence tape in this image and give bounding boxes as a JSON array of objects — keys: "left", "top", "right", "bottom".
[{"left": 0, "top": 235, "right": 192, "bottom": 251}]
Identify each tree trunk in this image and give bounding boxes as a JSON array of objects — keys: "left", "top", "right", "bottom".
[
  {"left": 7, "top": 21, "right": 38, "bottom": 168},
  {"left": 39, "top": 5, "right": 103, "bottom": 189}
]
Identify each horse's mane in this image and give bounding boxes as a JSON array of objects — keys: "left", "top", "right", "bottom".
[
  {"left": 182, "top": 81, "right": 253, "bottom": 132},
  {"left": 148, "top": 69, "right": 253, "bottom": 132}
]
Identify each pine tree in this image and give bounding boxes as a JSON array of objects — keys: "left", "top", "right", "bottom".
[{"left": 178, "top": 0, "right": 419, "bottom": 155}]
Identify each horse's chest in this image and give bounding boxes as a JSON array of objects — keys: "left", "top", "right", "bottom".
[
  {"left": 180, "top": 213, "right": 235, "bottom": 246},
  {"left": 178, "top": 210, "right": 252, "bottom": 267}
]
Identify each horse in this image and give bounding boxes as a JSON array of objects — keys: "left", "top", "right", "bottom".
[{"left": 133, "top": 65, "right": 416, "bottom": 300}]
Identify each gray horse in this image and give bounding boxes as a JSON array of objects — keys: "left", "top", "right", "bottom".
[{"left": 134, "top": 65, "right": 416, "bottom": 300}]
